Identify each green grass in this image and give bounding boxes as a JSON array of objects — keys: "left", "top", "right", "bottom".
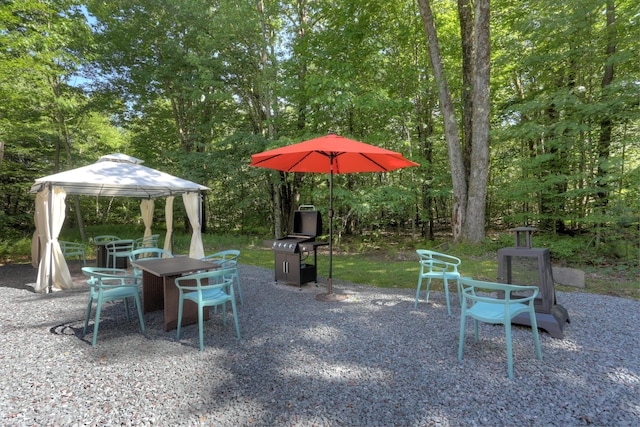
[{"left": 3, "top": 226, "right": 638, "bottom": 300}]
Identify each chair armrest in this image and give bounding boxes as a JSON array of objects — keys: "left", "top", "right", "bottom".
[
  {"left": 82, "top": 267, "right": 138, "bottom": 288},
  {"left": 420, "top": 259, "right": 458, "bottom": 273},
  {"left": 60, "top": 241, "right": 87, "bottom": 257},
  {"left": 460, "top": 277, "right": 539, "bottom": 304},
  {"left": 175, "top": 268, "right": 237, "bottom": 290},
  {"left": 417, "top": 250, "right": 461, "bottom": 268}
]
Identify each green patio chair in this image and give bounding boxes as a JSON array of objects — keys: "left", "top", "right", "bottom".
[
  {"left": 415, "top": 249, "right": 462, "bottom": 315},
  {"left": 105, "top": 239, "right": 135, "bottom": 269},
  {"left": 93, "top": 235, "right": 121, "bottom": 244},
  {"left": 201, "top": 250, "right": 243, "bottom": 306},
  {"left": 458, "top": 277, "right": 543, "bottom": 379},
  {"left": 81, "top": 267, "right": 145, "bottom": 347},
  {"left": 60, "top": 241, "right": 87, "bottom": 265},
  {"left": 134, "top": 234, "right": 160, "bottom": 249},
  {"left": 175, "top": 268, "right": 241, "bottom": 351}
]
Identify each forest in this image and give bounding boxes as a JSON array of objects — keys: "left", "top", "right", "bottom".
[{"left": 1, "top": 0, "right": 638, "bottom": 267}]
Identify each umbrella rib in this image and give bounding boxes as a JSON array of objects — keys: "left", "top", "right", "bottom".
[
  {"left": 359, "top": 153, "right": 391, "bottom": 171},
  {"left": 286, "top": 152, "right": 316, "bottom": 172}
]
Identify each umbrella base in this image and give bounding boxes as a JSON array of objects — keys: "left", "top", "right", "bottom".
[{"left": 315, "top": 292, "right": 349, "bottom": 302}]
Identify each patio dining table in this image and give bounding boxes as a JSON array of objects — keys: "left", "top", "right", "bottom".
[{"left": 131, "top": 257, "right": 216, "bottom": 332}]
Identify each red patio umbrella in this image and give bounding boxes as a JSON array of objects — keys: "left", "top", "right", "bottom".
[{"left": 250, "top": 133, "right": 420, "bottom": 301}]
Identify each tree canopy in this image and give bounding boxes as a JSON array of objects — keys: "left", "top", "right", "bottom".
[{"left": 1, "top": 0, "right": 638, "bottom": 263}]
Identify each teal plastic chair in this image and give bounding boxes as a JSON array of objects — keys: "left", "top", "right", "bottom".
[
  {"left": 175, "top": 268, "right": 241, "bottom": 351},
  {"left": 81, "top": 267, "right": 145, "bottom": 347},
  {"left": 134, "top": 234, "right": 160, "bottom": 249},
  {"left": 201, "top": 250, "right": 243, "bottom": 305},
  {"left": 415, "top": 249, "right": 462, "bottom": 315},
  {"left": 93, "top": 235, "right": 121, "bottom": 244},
  {"left": 105, "top": 239, "right": 135, "bottom": 269},
  {"left": 129, "top": 247, "right": 173, "bottom": 285},
  {"left": 60, "top": 240, "right": 87, "bottom": 265},
  {"left": 458, "top": 277, "right": 543, "bottom": 379}
]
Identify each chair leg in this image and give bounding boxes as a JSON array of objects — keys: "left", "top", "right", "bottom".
[
  {"left": 176, "top": 294, "right": 184, "bottom": 341},
  {"left": 133, "top": 293, "right": 145, "bottom": 334},
  {"left": 505, "top": 321, "right": 514, "bottom": 380},
  {"left": 458, "top": 313, "right": 467, "bottom": 361},
  {"left": 92, "top": 299, "right": 103, "bottom": 347},
  {"left": 530, "top": 308, "right": 543, "bottom": 361},
  {"left": 198, "top": 304, "right": 205, "bottom": 351},
  {"left": 83, "top": 297, "right": 93, "bottom": 336},
  {"left": 123, "top": 297, "right": 131, "bottom": 320},
  {"left": 414, "top": 275, "right": 423, "bottom": 308},
  {"left": 231, "top": 298, "right": 241, "bottom": 339},
  {"left": 443, "top": 277, "right": 452, "bottom": 316}
]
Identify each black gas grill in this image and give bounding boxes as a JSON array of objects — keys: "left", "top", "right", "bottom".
[{"left": 268, "top": 206, "right": 328, "bottom": 287}]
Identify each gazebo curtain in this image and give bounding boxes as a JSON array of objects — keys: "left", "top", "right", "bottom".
[
  {"left": 35, "top": 186, "right": 72, "bottom": 292},
  {"left": 163, "top": 196, "right": 174, "bottom": 256},
  {"left": 31, "top": 212, "right": 40, "bottom": 268},
  {"left": 183, "top": 192, "right": 204, "bottom": 259},
  {"left": 140, "top": 199, "right": 154, "bottom": 238}
]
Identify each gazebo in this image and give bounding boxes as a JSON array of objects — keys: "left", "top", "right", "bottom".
[{"left": 30, "top": 153, "right": 209, "bottom": 292}]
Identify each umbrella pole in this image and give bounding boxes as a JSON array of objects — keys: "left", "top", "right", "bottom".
[
  {"left": 328, "top": 168, "right": 333, "bottom": 295},
  {"left": 316, "top": 157, "right": 347, "bottom": 302}
]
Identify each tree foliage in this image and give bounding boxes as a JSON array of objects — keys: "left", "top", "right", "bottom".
[{"left": 1, "top": 0, "right": 638, "bottom": 265}]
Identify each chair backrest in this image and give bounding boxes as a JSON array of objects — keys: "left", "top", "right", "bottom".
[
  {"left": 81, "top": 267, "right": 137, "bottom": 290},
  {"left": 459, "top": 277, "right": 539, "bottom": 318},
  {"left": 416, "top": 249, "right": 461, "bottom": 274},
  {"left": 201, "top": 250, "right": 240, "bottom": 268},
  {"left": 134, "top": 234, "right": 160, "bottom": 249},
  {"left": 129, "top": 247, "right": 172, "bottom": 262},
  {"left": 60, "top": 241, "right": 86, "bottom": 255},
  {"left": 105, "top": 239, "right": 136, "bottom": 255},
  {"left": 93, "top": 235, "right": 121, "bottom": 244},
  {"left": 175, "top": 268, "right": 236, "bottom": 296}
]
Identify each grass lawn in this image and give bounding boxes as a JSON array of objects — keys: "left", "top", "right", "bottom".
[{"left": 4, "top": 226, "right": 638, "bottom": 300}]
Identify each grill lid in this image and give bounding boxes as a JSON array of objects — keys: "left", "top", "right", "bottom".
[{"left": 292, "top": 205, "right": 322, "bottom": 238}]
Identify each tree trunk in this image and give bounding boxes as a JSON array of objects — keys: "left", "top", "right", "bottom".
[
  {"left": 295, "top": 0, "right": 309, "bottom": 132},
  {"left": 597, "top": 0, "right": 616, "bottom": 213},
  {"left": 458, "top": 0, "right": 474, "bottom": 175},
  {"left": 463, "top": 0, "right": 491, "bottom": 242},
  {"left": 416, "top": 0, "right": 467, "bottom": 243}
]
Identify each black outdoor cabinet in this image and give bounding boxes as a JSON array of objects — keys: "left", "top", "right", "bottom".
[{"left": 273, "top": 241, "right": 327, "bottom": 286}]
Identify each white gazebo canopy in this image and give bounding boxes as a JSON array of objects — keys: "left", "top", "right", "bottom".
[{"left": 30, "top": 153, "right": 209, "bottom": 292}]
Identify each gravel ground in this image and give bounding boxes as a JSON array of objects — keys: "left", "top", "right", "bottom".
[{"left": 0, "top": 262, "right": 638, "bottom": 426}]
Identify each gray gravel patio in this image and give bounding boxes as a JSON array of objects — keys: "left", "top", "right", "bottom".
[{"left": 0, "top": 262, "right": 638, "bottom": 426}]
